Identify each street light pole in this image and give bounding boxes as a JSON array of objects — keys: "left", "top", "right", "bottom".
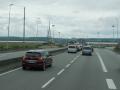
[
  {"left": 112, "top": 25, "right": 115, "bottom": 38},
  {"left": 51, "top": 25, "right": 55, "bottom": 43},
  {"left": 116, "top": 18, "right": 119, "bottom": 38},
  {"left": 36, "top": 23, "right": 38, "bottom": 39},
  {"left": 23, "top": 7, "right": 26, "bottom": 43},
  {"left": 58, "top": 32, "right": 61, "bottom": 44},
  {"left": 47, "top": 19, "right": 51, "bottom": 43},
  {"left": 7, "top": 4, "right": 14, "bottom": 49},
  {"left": 36, "top": 18, "right": 41, "bottom": 41}
]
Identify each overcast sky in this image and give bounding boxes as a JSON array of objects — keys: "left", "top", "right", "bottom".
[{"left": 0, "top": 0, "right": 120, "bottom": 38}]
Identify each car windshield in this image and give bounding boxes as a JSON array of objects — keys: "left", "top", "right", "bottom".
[
  {"left": 83, "top": 47, "right": 91, "bottom": 50},
  {"left": 69, "top": 46, "right": 76, "bottom": 48},
  {"left": 26, "top": 52, "right": 41, "bottom": 57}
]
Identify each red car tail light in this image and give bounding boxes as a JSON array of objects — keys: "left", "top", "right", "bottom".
[
  {"left": 22, "top": 56, "right": 27, "bottom": 63},
  {"left": 37, "top": 57, "right": 44, "bottom": 63}
]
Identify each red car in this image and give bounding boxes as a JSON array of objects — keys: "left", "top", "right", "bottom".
[{"left": 22, "top": 50, "right": 53, "bottom": 71}]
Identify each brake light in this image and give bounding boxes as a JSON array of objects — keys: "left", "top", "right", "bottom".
[
  {"left": 37, "top": 57, "right": 43, "bottom": 63},
  {"left": 22, "top": 56, "right": 27, "bottom": 63},
  {"left": 23, "top": 56, "right": 26, "bottom": 60}
]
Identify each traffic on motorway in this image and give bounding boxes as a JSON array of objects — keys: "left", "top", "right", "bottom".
[
  {"left": 21, "top": 42, "right": 93, "bottom": 71},
  {"left": 1, "top": 44, "right": 120, "bottom": 90},
  {"left": 0, "top": 0, "right": 120, "bottom": 90}
]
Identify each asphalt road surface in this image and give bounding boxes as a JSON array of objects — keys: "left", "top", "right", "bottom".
[{"left": 0, "top": 48, "right": 120, "bottom": 90}]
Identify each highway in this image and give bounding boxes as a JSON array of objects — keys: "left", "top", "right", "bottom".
[{"left": 0, "top": 48, "right": 120, "bottom": 90}]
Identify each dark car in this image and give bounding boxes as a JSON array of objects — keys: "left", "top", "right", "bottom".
[{"left": 22, "top": 50, "right": 53, "bottom": 71}]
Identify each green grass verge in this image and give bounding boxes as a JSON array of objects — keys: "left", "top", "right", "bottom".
[{"left": 0, "top": 42, "right": 61, "bottom": 52}]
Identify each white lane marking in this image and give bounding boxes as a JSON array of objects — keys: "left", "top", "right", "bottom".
[
  {"left": 70, "top": 60, "right": 74, "bottom": 64},
  {"left": 0, "top": 67, "right": 22, "bottom": 77},
  {"left": 66, "top": 64, "right": 71, "bottom": 68},
  {"left": 96, "top": 52, "right": 108, "bottom": 72},
  {"left": 73, "top": 57, "right": 77, "bottom": 60},
  {"left": 41, "top": 77, "right": 55, "bottom": 88},
  {"left": 77, "top": 55, "right": 80, "bottom": 58},
  {"left": 57, "top": 69, "right": 65, "bottom": 75},
  {"left": 106, "top": 79, "right": 117, "bottom": 89}
]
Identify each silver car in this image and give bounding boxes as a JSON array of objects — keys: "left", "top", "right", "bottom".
[{"left": 82, "top": 46, "right": 92, "bottom": 56}]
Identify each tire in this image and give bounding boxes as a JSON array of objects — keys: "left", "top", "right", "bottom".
[
  {"left": 42, "top": 63, "right": 46, "bottom": 71},
  {"left": 49, "top": 63, "right": 52, "bottom": 67},
  {"left": 22, "top": 66, "right": 26, "bottom": 70},
  {"left": 90, "top": 53, "right": 92, "bottom": 56}
]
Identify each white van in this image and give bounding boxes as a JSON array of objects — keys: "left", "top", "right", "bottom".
[{"left": 68, "top": 45, "right": 77, "bottom": 53}]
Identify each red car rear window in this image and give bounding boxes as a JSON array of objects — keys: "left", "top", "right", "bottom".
[{"left": 26, "top": 52, "right": 41, "bottom": 57}]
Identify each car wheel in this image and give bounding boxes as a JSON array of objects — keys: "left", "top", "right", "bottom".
[
  {"left": 90, "top": 53, "right": 92, "bottom": 56},
  {"left": 42, "top": 63, "right": 46, "bottom": 71},
  {"left": 22, "top": 66, "right": 26, "bottom": 70},
  {"left": 49, "top": 63, "right": 52, "bottom": 67}
]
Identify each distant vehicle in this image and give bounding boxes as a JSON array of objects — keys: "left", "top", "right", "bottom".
[
  {"left": 91, "top": 46, "right": 94, "bottom": 52},
  {"left": 68, "top": 45, "right": 77, "bottom": 53},
  {"left": 82, "top": 46, "right": 92, "bottom": 56},
  {"left": 22, "top": 50, "right": 53, "bottom": 71},
  {"left": 77, "top": 45, "right": 82, "bottom": 51}
]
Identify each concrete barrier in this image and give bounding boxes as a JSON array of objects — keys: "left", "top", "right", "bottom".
[{"left": 0, "top": 47, "right": 67, "bottom": 67}]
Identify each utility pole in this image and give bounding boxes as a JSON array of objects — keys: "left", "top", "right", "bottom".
[
  {"left": 7, "top": 4, "right": 14, "bottom": 49},
  {"left": 23, "top": 7, "right": 26, "bottom": 43}
]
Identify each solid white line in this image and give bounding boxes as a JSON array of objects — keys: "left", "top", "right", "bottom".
[
  {"left": 106, "top": 79, "right": 117, "bottom": 89},
  {"left": 41, "top": 77, "right": 55, "bottom": 88},
  {"left": 57, "top": 69, "right": 65, "bottom": 75},
  {"left": 66, "top": 64, "right": 71, "bottom": 68},
  {"left": 0, "top": 67, "right": 22, "bottom": 77},
  {"left": 96, "top": 52, "right": 108, "bottom": 72}
]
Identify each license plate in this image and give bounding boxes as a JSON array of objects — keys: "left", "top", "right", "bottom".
[{"left": 27, "top": 60, "right": 36, "bottom": 63}]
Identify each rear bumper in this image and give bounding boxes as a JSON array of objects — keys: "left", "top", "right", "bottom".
[
  {"left": 82, "top": 52, "right": 92, "bottom": 55},
  {"left": 68, "top": 50, "right": 77, "bottom": 53},
  {"left": 22, "top": 62, "right": 43, "bottom": 68}
]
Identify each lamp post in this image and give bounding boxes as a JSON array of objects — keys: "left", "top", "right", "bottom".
[
  {"left": 115, "top": 18, "right": 119, "bottom": 38},
  {"left": 7, "top": 4, "right": 14, "bottom": 49},
  {"left": 112, "top": 25, "right": 115, "bottom": 38},
  {"left": 51, "top": 24, "right": 55, "bottom": 43},
  {"left": 23, "top": 7, "right": 26, "bottom": 43},
  {"left": 36, "top": 18, "right": 41, "bottom": 41},
  {"left": 58, "top": 32, "right": 61, "bottom": 44}
]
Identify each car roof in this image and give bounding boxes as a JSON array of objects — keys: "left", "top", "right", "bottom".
[
  {"left": 83, "top": 46, "right": 91, "bottom": 48},
  {"left": 68, "top": 45, "right": 76, "bottom": 46},
  {"left": 26, "top": 49, "right": 48, "bottom": 53}
]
